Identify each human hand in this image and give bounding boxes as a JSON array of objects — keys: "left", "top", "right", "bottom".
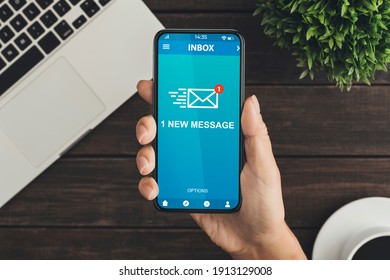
[{"left": 135, "top": 80, "right": 306, "bottom": 260}]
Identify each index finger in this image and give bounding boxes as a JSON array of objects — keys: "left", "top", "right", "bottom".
[{"left": 137, "top": 80, "right": 153, "bottom": 105}]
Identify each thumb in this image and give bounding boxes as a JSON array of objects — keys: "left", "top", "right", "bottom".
[{"left": 241, "top": 95, "right": 279, "bottom": 181}]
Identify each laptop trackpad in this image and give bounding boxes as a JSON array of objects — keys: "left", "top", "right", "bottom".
[{"left": 0, "top": 57, "right": 105, "bottom": 167}]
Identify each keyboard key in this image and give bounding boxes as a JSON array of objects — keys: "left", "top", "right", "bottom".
[
  {"left": 53, "top": 0, "right": 71, "bottom": 17},
  {"left": 40, "top": 10, "right": 57, "bottom": 28},
  {"left": 0, "top": 25, "right": 14, "bottom": 44},
  {"left": 27, "top": 21, "right": 44, "bottom": 39},
  {"left": 23, "top": 3, "right": 40, "bottom": 21},
  {"left": 81, "top": 0, "right": 100, "bottom": 18},
  {"left": 0, "top": 57, "right": 6, "bottom": 71},
  {"left": 0, "top": 4, "right": 14, "bottom": 22},
  {"left": 0, "top": 46, "right": 44, "bottom": 96},
  {"left": 2, "top": 43, "right": 19, "bottom": 62},
  {"left": 14, "top": 32, "right": 31, "bottom": 50},
  {"left": 54, "top": 20, "right": 73, "bottom": 40},
  {"left": 10, "top": 14, "right": 27, "bottom": 32},
  {"left": 72, "top": 15, "right": 86, "bottom": 29},
  {"left": 9, "top": 0, "right": 27, "bottom": 11},
  {"left": 36, "top": 0, "right": 54, "bottom": 10},
  {"left": 99, "top": 0, "right": 111, "bottom": 6},
  {"left": 69, "top": 0, "right": 82, "bottom": 5},
  {"left": 38, "top": 31, "right": 60, "bottom": 54}
]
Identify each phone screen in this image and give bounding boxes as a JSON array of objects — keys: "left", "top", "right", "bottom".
[{"left": 154, "top": 31, "right": 243, "bottom": 211}]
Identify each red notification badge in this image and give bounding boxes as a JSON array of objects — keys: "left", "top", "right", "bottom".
[{"left": 214, "top": 84, "right": 224, "bottom": 94}]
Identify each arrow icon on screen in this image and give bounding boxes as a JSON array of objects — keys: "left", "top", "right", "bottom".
[{"left": 237, "top": 46, "right": 240, "bottom": 51}]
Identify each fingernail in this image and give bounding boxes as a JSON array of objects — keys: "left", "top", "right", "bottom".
[
  {"left": 138, "top": 156, "right": 149, "bottom": 175},
  {"left": 148, "top": 187, "right": 158, "bottom": 200},
  {"left": 251, "top": 95, "right": 260, "bottom": 114},
  {"left": 137, "top": 124, "right": 148, "bottom": 143},
  {"left": 140, "top": 183, "right": 154, "bottom": 200}
]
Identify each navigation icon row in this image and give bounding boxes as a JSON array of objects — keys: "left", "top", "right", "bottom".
[{"left": 161, "top": 200, "right": 232, "bottom": 208}]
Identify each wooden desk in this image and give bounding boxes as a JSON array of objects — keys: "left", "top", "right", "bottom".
[{"left": 1, "top": 0, "right": 390, "bottom": 259}]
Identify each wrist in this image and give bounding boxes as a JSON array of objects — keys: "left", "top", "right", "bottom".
[{"left": 231, "top": 222, "right": 307, "bottom": 260}]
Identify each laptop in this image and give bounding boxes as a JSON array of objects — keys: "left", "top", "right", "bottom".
[{"left": 0, "top": 0, "right": 163, "bottom": 207}]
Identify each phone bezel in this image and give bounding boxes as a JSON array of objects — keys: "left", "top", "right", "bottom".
[{"left": 153, "top": 29, "right": 245, "bottom": 213}]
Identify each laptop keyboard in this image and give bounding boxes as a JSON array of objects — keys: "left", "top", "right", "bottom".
[{"left": 0, "top": 0, "right": 112, "bottom": 97}]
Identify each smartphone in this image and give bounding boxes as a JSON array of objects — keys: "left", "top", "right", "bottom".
[{"left": 153, "top": 29, "right": 244, "bottom": 212}]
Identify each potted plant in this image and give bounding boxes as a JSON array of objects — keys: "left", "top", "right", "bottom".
[{"left": 254, "top": 0, "right": 390, "bottom": 90}]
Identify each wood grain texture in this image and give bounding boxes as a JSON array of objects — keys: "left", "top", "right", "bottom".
[
  {"left": 0, "top": 228, "right": 316, "bottom": 260},
  {"left": 1, "top": 0, "right": 389, "bottom": 261},
  {"left": 67, "top": 86, "right": 390, "bottom": 156},
  {"left": 153, "top": 13, "right": 390, "bottom": 85},
  {"left": 256, "top": 86, "right": 390, "bottom": 156},
  {"left": 1, "top": 158, "right": 389, "bottom": 229},
  {"left": 144, "top": 0, "right": 258, "bottom": 12},
  {"left": 0, "top": 228, "right": 228, "bottom": 260}
]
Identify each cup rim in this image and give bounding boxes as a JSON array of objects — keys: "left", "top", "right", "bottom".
[
  {"left": 313, "top": 197, "right": 390, "bottom": 260},
  {"left": 346, "top": 230, "right": 390, "bottom": 260}
]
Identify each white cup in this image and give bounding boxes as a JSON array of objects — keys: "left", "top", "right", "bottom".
[{"left": 341, "top": 227, "right": 390, "bottom": 260}]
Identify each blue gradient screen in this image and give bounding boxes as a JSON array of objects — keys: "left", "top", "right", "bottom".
[{"left": 156, "top": 32, "right": 242, "bottom": 211}]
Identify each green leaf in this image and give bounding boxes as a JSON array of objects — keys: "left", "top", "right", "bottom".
[
  {"left": 362, "top": 0, "right": 378, "bottom": 11},
  {"left": 308, "top": 55, "right": 313, "bottom": 70},
  {"left": 335, "top": 39, "right": 343, "bottom": 49},
  {"left": 290, "top": 2, "right": 299, "bottom": 13},
  {"left": 285, "top": 28, "right": 296, "bottom": 33},
  {"left": 329, "top": 37, "right": 334, "bottom": 49},
  {"left": 318, "top": 35, "right": 327, "bottom": 41},
  {"left": 355, "top": 67, "right": 360, "bottom": 80},
  {"left": 299, "top": 69, "right": 309, "bottom": 79},
  {"left": 378, "top": 21, "right": 388, "bottom": 30},
  {"left": 318, "top": 13, "right": 325, "bottom": 24},
  {"left": 324, "top": 56, "right": 330, "bottom": 64},
  {"left": 309, "top": 70, "right": 314, "bottom": 80},
  {"left": 367, "top": 50, "right": 376, "bottom": 61},
  {"left": 376, "top": 63, "right": 387, "bottom": 71},
  {"left": 306, "top": 27, "right": 316, "bottom": 40},
  {"left": 297, "top": 60, "right": 306, "bottom": 67},
  {"left": 341, "top": 4, "right": 348, "bottom": 17},
  {"left": 362, "top": 76, "right": 371, "bottom": 85},
  {"left": 293, "top": 33, "right": 300, "bottom": 44},
  {"left": 253, "top": 8, "right": 262, "bottom": 16},
  {"left": 334, "top": 32, "right": 344, "bottom": 41}
]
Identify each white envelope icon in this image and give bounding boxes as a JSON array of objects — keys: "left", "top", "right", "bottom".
[{"left": 187, "top": 88, "right": 218, "bottom": 109}]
